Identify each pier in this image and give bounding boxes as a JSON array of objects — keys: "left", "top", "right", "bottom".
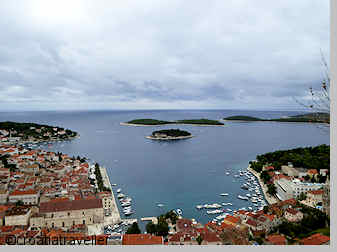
[
  {"left": 99, "top": 165, "right": 121, "bottom": 224},
  {"left": 141, "top": 217, "right": 158, "bottom": 224},
  {"left": 247, "top": 164, "right": 279, "bottom": 205}
]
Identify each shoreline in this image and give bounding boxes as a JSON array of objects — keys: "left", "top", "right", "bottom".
[
  {"left": 145, "top": 135, "right": 194, "bottom": 140},
  {"left": 99, "top": 165, "right": 121, "bottom": 224},
  {"left": 120, "top": 122, "right": 224, "bottom": 127},
  {"left": 246, "top": 164, "right": 279, "bottom": 205}
]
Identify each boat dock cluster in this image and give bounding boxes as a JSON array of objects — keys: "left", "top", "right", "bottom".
[
  {"left": 115, "top": 187, "right": 135, "bottom": 216},
  {"left": 195, "top": 167, "right": 268, "bottom": 223}
]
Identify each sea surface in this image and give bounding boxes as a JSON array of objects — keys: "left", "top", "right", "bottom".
[{"left": 0, "top": 110, "right": 329, "bottom": 230}]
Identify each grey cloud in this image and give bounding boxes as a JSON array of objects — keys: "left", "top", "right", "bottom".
[{"left": 0, "top": 0, "right": 329, "bottom": 111}]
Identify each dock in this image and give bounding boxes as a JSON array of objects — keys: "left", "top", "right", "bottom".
[
  {"left": 141, "top": 217, "right": 158, "bottom": 225},
  {"left": 99, "top": 165, "right": 121, "bottom": 224},
  {"left": 247, "top": 164, "right": 279, "bottom": 205}
]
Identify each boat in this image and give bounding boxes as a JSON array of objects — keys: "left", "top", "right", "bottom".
[
  {"left": 196, "top": 205, "right": 203, "bottom": 210},
  {"left": 246, "top": 194, "right": 251, "bottom": 197},
  {"left": 117, "top": 193, "right": 125, "bottom": 199},
  {"left": 241, "top": 184, "right": 249, "bottom": 190},
  {"left": 124, "top": 211, "right": 134, "bottom": 216},
  {"left": 207, "top": 209, "right": 223, "bottom": 215},
  {"left": 237, "top": 195, "right": 249, "bottom": 200},
  {"left": 112, "top": 184, "right": 117, "bottom": 186},
  {"left": 226, "top": 208, "right": 232, "bottom": 212},
  {"left": 225, "top": 172, "right": 230, "bottom": 175},
  {"left": 248, "top": 207, "right": 253, "bottom": 211},
  {"left": 176, "top": 209, "right": 183, "bottom": 216},
  {"left": 157, "top": 204, "right": 164, "bottom": 207},
  {"left": 117, "top": 188, "right": 121, "bottom": 193},
  {"left": 121, "top": 202, "right": 131, "bottom": 207},
  {"left": 220, "top": 193, "right": 229, "bottom": 196}
]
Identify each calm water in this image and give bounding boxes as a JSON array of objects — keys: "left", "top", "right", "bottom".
[{"left": 0, "top": 110, "right": 329, "bottom": 229}]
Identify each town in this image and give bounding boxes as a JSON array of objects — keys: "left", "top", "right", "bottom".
[{"left": 0, "top": 139, "right": 330, "bottom": 245}]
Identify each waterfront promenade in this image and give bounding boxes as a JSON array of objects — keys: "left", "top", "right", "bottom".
[
  {"left": 247, "top": 165, "right": 279, "bottom": 205},
  {"left": 99, "top": 166, "right": 121, "bottom": 224}
]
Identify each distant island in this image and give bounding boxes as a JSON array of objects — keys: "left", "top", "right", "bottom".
[
  {"left": 0, "top": 121, "right": 78, "bottom": 144},
  {"left": 223, "top": 113, "right": 329, "bottom": 123},
  {"left": 146, "top": 129, "right": 193, "bottom": 140},
  {"left": 121, "top": 118, "right": 224, "bottom": 126}
]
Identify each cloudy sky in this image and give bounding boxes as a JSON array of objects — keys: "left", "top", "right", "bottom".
[{"left": 0, "top": 0, "right": 329, "bottom": 111}]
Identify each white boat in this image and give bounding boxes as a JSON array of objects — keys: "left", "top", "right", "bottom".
[
  {"left": 238, "top": 195, "right": 249, "bottom": 200},
  {"left": 176, "top": 209, "right": 183, "bottom": 215},
  {"left": 220, "top": 193, "right": 229, "bottom": 196},
  {"left": 207, "top": 209, "right": 223, "bottom": 215},
  {"left": 246, "top": 194, "right": 251, "bottom": 197},
  {"left": 117, "top": 193, "right": 125, "bottom": 198},
  {"left": 112, "top": 184, "right": 117, "bottom": 186},
  {"left": 157, "top": 204, "right": 164, "bottom": 207},
  {"left": 226, "top": 208, "right": 232, "bottom": 212},
  {"left": 225, "top": 172, "right": 230, "bottom": 175},
  {"left": 248, "top": 207, "right": 253, "bottom": 211},
  {"left": 117, "top": 188, "right": 121, "bottom": 193},
  {"left": 196, "top": 205, "right": 203, "bottom": 210}
]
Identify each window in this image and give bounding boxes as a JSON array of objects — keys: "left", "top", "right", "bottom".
[
  {"left": 73, "top": 221, "right": 75, "bottom": 226},
  {"left": 83, "top": 220, "right": 85, "bottom": 224},
  {"left": 68, "top": 212, "right": 70, "bottom": 216},
  {"left": 62, "top": 222, "right": 65, "bottom": 227}
]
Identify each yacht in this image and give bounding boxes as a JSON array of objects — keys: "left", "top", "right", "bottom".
[
  {"left": 196, "top": 205, "right": 203, "bottom": 210},
  {"left": 237, "top": 195, "right": 249, "bottom": 200},
  {"left": 117, "top": 193, "right": 125, "bottom": 199},
  {"left": 246, "top": 193, "right": 251, "bottom": 197},
  {"left": 225, "top": 172, "right": 230, "bottom": 175},
  {"left": 176, "top": 209, "right": 183, "bottom": 215},
  {"left": 157, "top": 204, "right": 164, "bottom": 207},
  {"left": 241, "top": 184, "right": 249, "bottom": 190},
  {"left": 220, "top": 193, "right": 229, "bottom": 196},
  {"left": 117, "top": 188, "right": 121, "bottom": 193},
  {"left": 207, "top": 209, "right": 223, "bottom": 215}
]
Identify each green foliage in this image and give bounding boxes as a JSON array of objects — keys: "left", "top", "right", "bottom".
[
  {"left": 267, "top": 184, "right": 277, "bottom": 195},
  {"left": 15, "top": 200, "right": 24, "bottom": 206},
  {"left": 176, "top": 119, "right": 224, "bottom": 125},
  {"left": 94, "top": 163, "right": 111, "bottom": 192},
  {"left": 152, "top": 129, "right": 191, "bottom": 137},
  {"left": 224, "top": 113, "right": 329, "bottom": 123},
  {"left": 126, "top": 222, "right": 141, "bottom": 234},
  {"left": 164, "top": 210, "right": 178, "bottom": 224},
  {"left": 255, "top": 145, "right": 329, "bottom": 171},
  {"left": 196, "top": 235, "right": 203, "bottom": 245},
  {"left": 126, "top": 118, "right": 224, "bottom": 125},
  {"left": 275, "top": 205, "right": 329, "bottom": 239},
  {"left": 0, "top": 121, "right": 77, "bottom": 140},
  {"left": 260, "top": 170, "right": 271, "bottom": 183},
  {"left": 146, "top": 222, "right": 157, "bottom": 234},
  {"left": 250, "top": 161, "right": 263, "bottom": 173},
  {"left": 297, "top": 192, "right": 307, "bottom": 201},
  {"left": 127, "top": 119, "right": 172, "bottom": 125}
]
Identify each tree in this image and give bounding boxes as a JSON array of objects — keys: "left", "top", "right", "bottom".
[
  {"left": 297, "top": 192, "right": 307, "bottom": 201},
  {"left": 196, "top": 235, "right": 203, "bottom": 245},
  {"left": 15, "top": 200, "right": 24, "bottom": 206},
  {"left": 126, "top": 222, "right": 141, "bottom": 234},
  {"left": 260, "top": 171, "right": 271, "bottom": 183},
  {"left": 295, "top": 51, "right": 330, "bottom": 126},
  {"left": 263, "top": 206, "right": 269, "bottom": 214},
  {"left": 146, "top": 222, "right": 157, "bottom": 235},
  {"left": 267, "top": 184, "right": 277, "bottom": 196}
]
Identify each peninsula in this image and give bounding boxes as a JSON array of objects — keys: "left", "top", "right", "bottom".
[
  {"left": 121, "top": 118, "right": 224, "bottom": 126},
  {"left": 0, "top": 121, "right": 78, "bottom": 144},
  {"left": 223, "top": 112, "right": 329, "bottom": 123},
  {"left": 146, "top": 129, "right": 193, "bottom": 140}
]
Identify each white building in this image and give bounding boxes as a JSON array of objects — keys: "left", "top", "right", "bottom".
[{"left": 275, "top": 178, "right": 324, "bottom": 201}]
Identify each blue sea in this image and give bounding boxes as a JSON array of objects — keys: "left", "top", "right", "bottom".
[{"left": 0, "top": 110, "right": 329, "bottom": 230}]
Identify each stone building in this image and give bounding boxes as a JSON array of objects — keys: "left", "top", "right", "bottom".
[
  {"left": 322, "top": 176, "right": 330, "bottom": 216},
  {"left": 31, "top": 198, "right": 103, "bottom": 229},
  {"left": 4, "top": 206, "right": 32, "bottom": 226},
  {"left": 8, "top": 190, "right": 40, "bottom": 205}
]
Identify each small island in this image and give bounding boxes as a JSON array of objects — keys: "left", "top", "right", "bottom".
[
  {"left": 121, "top": 118, "right": 224, "bottom": 126},
  {"left": 146, "top": 129, "right": 193, "bottom": 140},
  {"left": 0, "top": 121, "right": 78, "bottom": 144},
  {"left": 224, "top": 113, "right": 329, "bottom": 123}
]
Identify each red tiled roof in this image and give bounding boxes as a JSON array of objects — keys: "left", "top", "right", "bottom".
[
  {"left": 266, "top": 234, "right": 286, "bottom": 245},
  {"left": 308, "top": 190, "right": 324, "bottom": 195},
  {"left": 223, "top": 215, "right": 240, "bottom": 225},
  {"left": 246, "top": 219, "right": 257, "bottom": 227},
  {"left": 9, "top": 189, "right": 38, "bottom": 196},
  {"left": 300, "top": 233, "right": 330, "bottom": 245},
  {"left": 40, "top": 198, "right": 102, "bottom": 213},
  {"left": 307, "top": 169, "right": 318, "bottom": 174},
  {"left": 122, "top": 234, "right": 163, "bottom": 245}
]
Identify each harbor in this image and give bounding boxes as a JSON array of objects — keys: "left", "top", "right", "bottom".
[{"left": 247, "top": 164, "right": 279, "bottom": 205}]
